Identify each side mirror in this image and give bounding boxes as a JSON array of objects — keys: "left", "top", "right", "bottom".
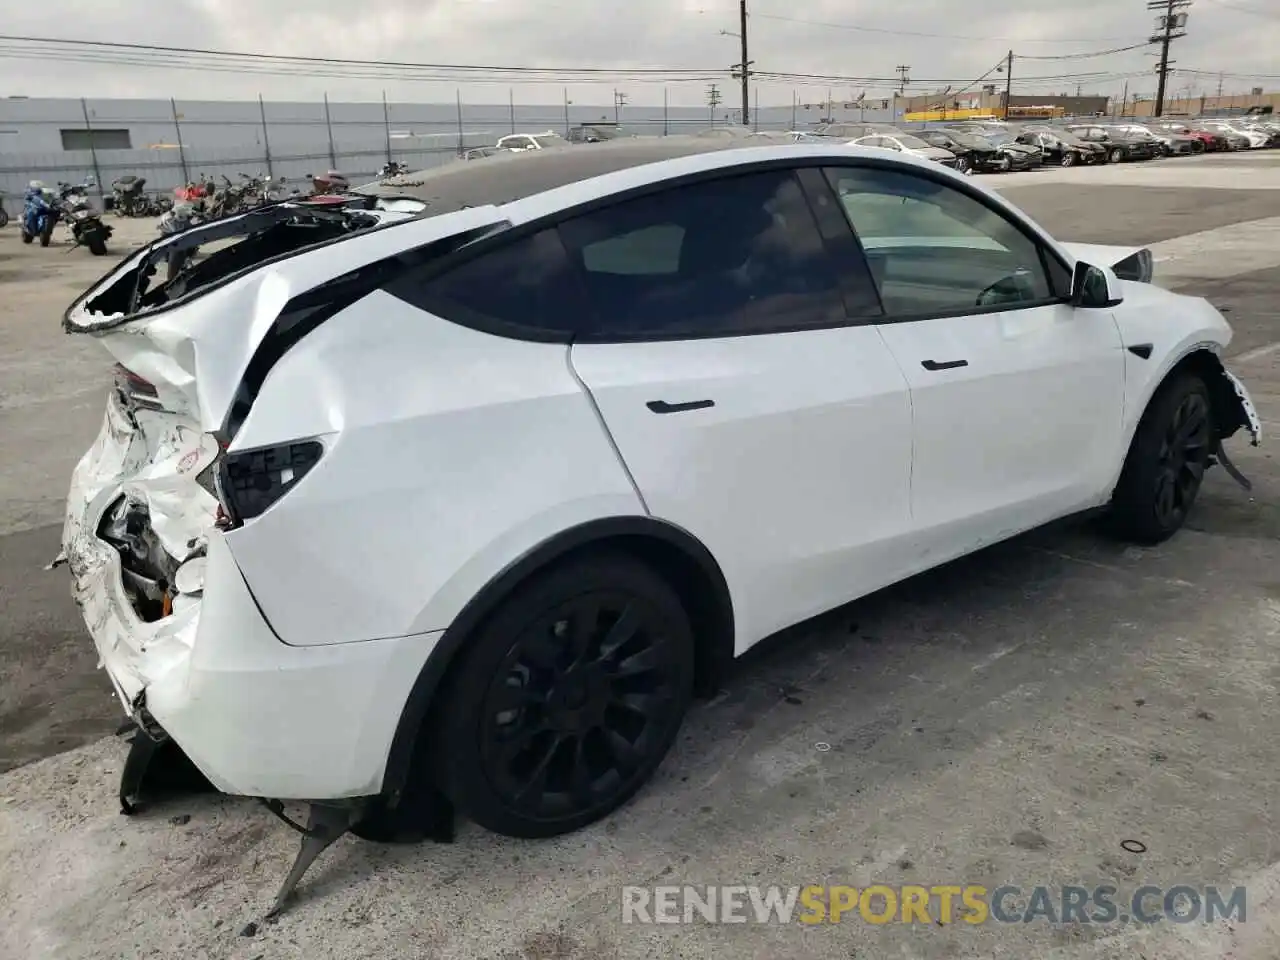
[{"left": 1070, "top": 262, "right": 1123, "bottom": 308}]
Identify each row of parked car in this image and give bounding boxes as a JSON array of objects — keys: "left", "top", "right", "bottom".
[
  {"left": 457, "top": 115, "right": 1280, "bottom": 172},
  {"left": 805, "top": 116, "right": 1280, "bottom": 171}
]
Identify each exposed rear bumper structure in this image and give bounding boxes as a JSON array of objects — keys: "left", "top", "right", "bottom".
[{"left": 62, "top": 394, "right": 444, "bottom": 802}]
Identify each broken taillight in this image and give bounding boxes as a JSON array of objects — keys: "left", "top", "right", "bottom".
[{"left": 213, "top": 440, "right": 324, "bottom": 526}]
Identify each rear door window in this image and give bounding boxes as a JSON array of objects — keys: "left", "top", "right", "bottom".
[{"left": 557, "top": 169, "right": 848, "bottom": 340}]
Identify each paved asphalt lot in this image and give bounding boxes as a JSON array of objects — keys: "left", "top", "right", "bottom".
[{"left": 1, "top": 152, "right": 1278, "bottom": 959}]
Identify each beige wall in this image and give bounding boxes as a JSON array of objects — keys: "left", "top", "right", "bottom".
[{"left": 1124, "top": 92, "right": 1280, "bottom": 117}]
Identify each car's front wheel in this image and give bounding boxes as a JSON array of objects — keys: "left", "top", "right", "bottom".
[
  {"left": 1109, "top": 148, "right": 1126, "bottom": 164},
  {"left": 1107, "top": 373, "right": 1214, "bottom": 545},
  {"left": 434, "top": 552, "right": 695, "bottom": 838}
]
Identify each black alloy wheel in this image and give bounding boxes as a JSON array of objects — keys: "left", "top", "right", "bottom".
[
  {"left": 435, "top": 553, "right": 695, "bottom": 838},
  {"left": 1152, "top": 392, "right": 1212, "bottom": 531},
  {"left": 1107, "top": 373, "right": 1214, "bottom": 545}
]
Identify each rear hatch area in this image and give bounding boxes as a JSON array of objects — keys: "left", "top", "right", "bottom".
[{"left": 59, "top": 198, "right": 508, "bottom": 711}]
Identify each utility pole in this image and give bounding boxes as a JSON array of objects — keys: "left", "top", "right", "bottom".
[
  {"left": 739, "top": 0, "right": 750, "bottom": 127},
  {"left": 1002, "top": 50, "right": 1013, "bottom": 119},
  {"left": 613, "top": 89, "right": 628, "bottom": 125},
  {"left": 1148, "top": 0, "right": 1191, "bottom": 118},
  {"left": 721, "top": 1, "right": 753, "bottom": 128},
  {"left": 895, "top": 65, "right": 910, "bottom": 95},
  {"left": 707, "top": 83, "right": 722, "bottom": 127}
]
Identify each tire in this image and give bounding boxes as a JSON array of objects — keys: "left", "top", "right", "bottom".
[
  {"left": 431, "top": 552, "right": 695, "bottom": 839},
  {"left": 0, "top": 208, "right": 8, "bottom": 228},
  {"left": 956, "top": 156, "right": 970, "bottom": 174},
  {"left": 1106, "top": 373, "right": 1214, "bottom": 545},
  {"left": 1061, "top": 152, "right": 1077, "bottom": 167},
  {"left": 39, "top": 222, "right": 53, "bottom": 247},
  {"left": 87, "top": 234, "right": 108, "bottom": 256},
  {"left": 1109, "top": 148, "right": 1125, "bottom": 164},
  {"left": 21, "top": 229, "right": 33, "bottom": 244}
]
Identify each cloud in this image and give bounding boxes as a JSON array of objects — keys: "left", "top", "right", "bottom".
[{"left": 0, "top": 0, "right": 1275, "bottom": 107}]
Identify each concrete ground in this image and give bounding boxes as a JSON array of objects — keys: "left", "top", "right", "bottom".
[{"left": 1, "top": 153, "right": 1278, "bottom": 959}]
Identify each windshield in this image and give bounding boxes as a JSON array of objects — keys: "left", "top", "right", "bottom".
[{"left": 895, "top": 134, "right": 931, "bottom": 149}]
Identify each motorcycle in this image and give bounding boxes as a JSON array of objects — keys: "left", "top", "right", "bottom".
[
  {"left": 157, "top": 201, "right": 205, "bottom": 281},
  {"left": 376, "top": 161, "right": 408, "bottom": 179},
  {"left": 57, "top": 180, "right": 113, "bottom": 255},
  {"left": 21, "top": 182, "right": 60, "bottom": 247},
  {"left": 109, "top": 175, "right": 154, "bottom": 217}
]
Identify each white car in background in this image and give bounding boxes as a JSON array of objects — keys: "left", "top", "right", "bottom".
[
  {"left": 1198, "top": 121, "right": 1271, "bottom": 149},
  {"left": 850, "top": 131, "right": 959, "bottom": 169},
  {"left": 496, "top": 130, "right": 570, "bottom": 152},
  {"left": 59, "top": 139, "right": 1261, "bottom": 904}
]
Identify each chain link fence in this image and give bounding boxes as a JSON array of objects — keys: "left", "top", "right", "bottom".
[{"left": 0, "top": 94, "right": 898, "bottom": 217}]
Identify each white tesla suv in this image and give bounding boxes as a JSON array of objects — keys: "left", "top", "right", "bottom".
[{"left": 61, "top": 139, "right": 1260, "bottom": 849}]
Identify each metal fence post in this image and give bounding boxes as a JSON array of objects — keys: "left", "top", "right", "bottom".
[
  {"left": 791, "top": 91, "right": 797, "bottom": 130},
  {"left": 259, "top": 94, "right": 274, "bottom": 176},
  {"left": 663, "top": 88, "right": 668, "bottom": 136},
  {"left": 753, "top": 88, "right": 759, "bottom": 131},
  {"left": 79, "top": 97, "right": 105, "bottom": 202},
  {"left": 456, "top": 90, "right": 464, "bottom": 157},
  {"left": 509, "top": 88, "right": 515, "bottom": 135},
  {"left": 170, "top": 97, "right": 190, "bottom": 186},
  {"left": 323, "top": 92, "right": 337, "bottom": 168},
  {"left": 382, "top": 90, "right": 393, "bottom": 165},
  {"left": 563, "top": 88, "right": 570, "bottom": 137}
]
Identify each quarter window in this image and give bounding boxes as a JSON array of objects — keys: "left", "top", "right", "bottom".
[
  {"left": 824, "top": 166, "right": 1059, "bottom": 317},
  {"left": 558, "top": 169, "right": 846, "bottom": 340},
  {"left": 402, "top": 227, "right": 587, "bottom": 337}
]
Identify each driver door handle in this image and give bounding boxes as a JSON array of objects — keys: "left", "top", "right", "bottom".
[{"left": 921, "top": 359, "right": 968, "bottom": 371}]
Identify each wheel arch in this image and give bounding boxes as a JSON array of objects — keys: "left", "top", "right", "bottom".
[
  {"left": 379, "top": 516, "right": 735, "bottom": 799},
  {"left": 1115, "top": 346, "right": 1254, "bottom": 488}
]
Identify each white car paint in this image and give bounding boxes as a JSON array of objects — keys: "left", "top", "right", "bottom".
[
  {"left": 850, "top": 134, "right": 957, "bottom": 165},
  {"left": 60, "top": 142, "right": 1260, "bottom": 802}
]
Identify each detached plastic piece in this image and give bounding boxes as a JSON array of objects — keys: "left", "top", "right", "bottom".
[{"left": 263, "top": 801, "right": 359, "bottom": 918}]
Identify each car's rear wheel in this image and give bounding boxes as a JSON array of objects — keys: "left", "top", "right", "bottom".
[
  {"left": 434, "top": 552, "right": 695, "bottom": 838},
  {"left": 1061, "top": 152, "right": 1077, "bottom": 167},
  {"left": 1107, "top": 373, "right": 1214, "bottom": 545}
]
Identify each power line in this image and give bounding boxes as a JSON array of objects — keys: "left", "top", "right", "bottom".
[
  {"left": 0, "top": 34, "right": 721, "bottom": 77},
  {"left": 1015, "top": 42, "right": 1153, "bottom": 60},
  {"left": 1200, "top": 0, "right": 1280, "bottom": 20},
  {"left": 751, "top": 11, "right": 1137, "bottom": 43}
]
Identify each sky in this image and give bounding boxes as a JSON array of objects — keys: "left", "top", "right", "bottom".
[{"left": 0, "top": 0, "right": 1277, "bottom": 108}]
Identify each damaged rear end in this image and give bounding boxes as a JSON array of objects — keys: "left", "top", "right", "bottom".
[{"left": 58, "top": 198, "right": 510, "bottom": 800}]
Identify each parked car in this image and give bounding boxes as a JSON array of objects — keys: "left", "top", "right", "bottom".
[
  {"left": 1110, "top": 123, "right": 1202, "bottom": 156},
  {"left": 1064, "top": 125, "right": 1160, "bottom": 163},
  {"left": 1150, "top": 122, "right": 1229, "bottom": 152},
  {"left": 462, "top": 146, "right": 503, "bottom": 161},
  {"left": 496, "top": 131, "right": 570, "bottom": 152},
  {"left": 60, "top": 139, "right": 1261, "bottom": 911},
  {"left": 813, "top": 122, "right": 895, "bottom": 140},
  {"left": 851, "top": 132, "right": 959, "bottom": 168},
  {"left": 1015, "top": 127, "right": 1103, "bottom": 166},
  {"left": 952, "top": 128, "right": 1045, "bottom": 170},
  {"left": 1192, "top": 121, "right": 1264, "bottom": 150},
  {"left": 914, "top": 129, "right": 1005, "bottom": 173},
  {"left": 567, "top": 123, "right": 632, "bottom": 143}
]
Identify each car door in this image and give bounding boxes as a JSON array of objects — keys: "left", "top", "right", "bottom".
[
  {"left": 562, "top": 167, "right": 915, "bottom": 650},
  {"left": 820, "top": 163, "right": 1126, "bottom": 561}
]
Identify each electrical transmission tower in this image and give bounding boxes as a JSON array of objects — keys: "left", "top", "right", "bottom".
[
  {"left": 707, "top": 83, "right": 723, "bottom": 127},
  {"left": 1148, "top": 0, "right": 1191, "bottom": 118},
  {"left": 895, "top": 65, "right": 911, "bottom": 95}
]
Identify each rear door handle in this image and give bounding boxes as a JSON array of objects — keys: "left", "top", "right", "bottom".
[
  {"left": 646, "top": 399, "right": 715, "bottom": 414},
  {"left": 921, "top": 359, "right": 968, "bottom": 371}
]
